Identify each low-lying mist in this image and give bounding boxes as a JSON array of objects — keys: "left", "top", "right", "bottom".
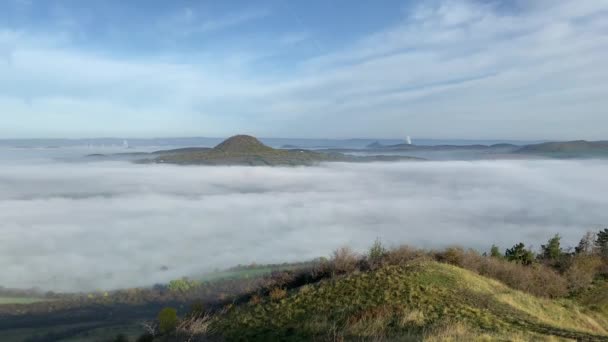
[{"left": 1, "top": 159, "right": 607, "bottom": 291}]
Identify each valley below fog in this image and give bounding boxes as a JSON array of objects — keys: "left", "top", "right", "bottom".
[{"left": 1, "top": 153, "right": 607, "bottom": 292}]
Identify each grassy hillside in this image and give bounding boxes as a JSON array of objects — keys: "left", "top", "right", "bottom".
[{"left": 209, "top": 261, "right": 608, "bottom": 341}]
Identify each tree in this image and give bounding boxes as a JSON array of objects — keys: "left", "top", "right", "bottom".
[
  {"left": 505, "top": 243, "right": 535, "bottom": 265},
  {"left": 158, "top": 307, "right": 178, "bottom": 334},
  {"left": 575, "top": 231, "right": 596, "bottom": 255},
  {"left": 540, "top": 234, "right": 562, "bottom": 261},
  {"left": 490, "top": 244, "right": 502, "bottom": 258},
  {"left": 595, "top": 228, "right": 608, "bottom": 257}
]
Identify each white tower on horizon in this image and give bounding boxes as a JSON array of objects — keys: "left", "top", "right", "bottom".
[{"left": 405, "top": 136, "right": 412, "bottom": 145}]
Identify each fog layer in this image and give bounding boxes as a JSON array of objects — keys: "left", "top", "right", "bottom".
[{"left": 1, "top": 160, "right": 607, "bottom": 291}]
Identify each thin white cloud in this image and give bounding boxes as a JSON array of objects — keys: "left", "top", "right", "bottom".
[
  {"left": 161, "top": 7, "right": 271, "bottom": 36},
  {"left": 278, "top": 31, "right": 311, "bottom": 45},
  {"left": 1, "top": 0, "right": 608, "bottom": 139},
  {"left": 196, "top": 8, "right": 270, "bottom": 33}
]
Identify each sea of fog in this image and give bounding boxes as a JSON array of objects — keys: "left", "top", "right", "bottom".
[{"left": 0, "top": 147, "right": 607, "bottom": 292}]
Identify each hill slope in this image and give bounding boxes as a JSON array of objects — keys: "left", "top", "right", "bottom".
[{"left": 209, "top": 262, "right": 608, "bottom": 341}]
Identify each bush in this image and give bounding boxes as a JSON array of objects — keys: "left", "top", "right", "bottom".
[
  {"left": 477, "top": 257, "right": 568, "bottom": 298},
  {"left": 385, "top": 245, "right": 428, "bottom": 265},
  {"left": 564, "top": 255, "right": 603, "bottom": 292},
  {"left": 433, "top": 247, "right": 567, "bottom": 298},
  {"left": 168, "top": 278, "right": 200, "bottom": 293},
  {"left": 269, "top": 288, "right": 287, "bottom": 301},
  {"left": 249, "top": 294, "right": 262, "bottom": 305},
  {"left": 158, "top": 307, "right": 179, "bottom": 334},
  {"left": 436, "top": 247, "right": 466, "bottom": 266},
  {"left": 330, "top": 247, "right": 360, "bottom": 275},
  {"left": 368, "top": 239, "right": 388, "bottom": 269}
]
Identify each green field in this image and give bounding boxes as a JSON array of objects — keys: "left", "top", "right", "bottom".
[
  {"left": 0, "top": 296, "right": 52, "bottom": 305},
  {"left": 200, "top": 264, "right": 306, "bottom": 282}
]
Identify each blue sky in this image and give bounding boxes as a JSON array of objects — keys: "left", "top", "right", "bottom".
[{"left": 0, "top": 0, "right": 607, "bottom": 139}]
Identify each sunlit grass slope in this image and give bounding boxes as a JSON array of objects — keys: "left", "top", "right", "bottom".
[{"left": 211, "top": 261, "right": 608, "bottom": 341}]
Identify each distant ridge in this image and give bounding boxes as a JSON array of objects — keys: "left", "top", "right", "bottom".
[{"left": 515, "top": 140, "right": 608, "bottom": 155}]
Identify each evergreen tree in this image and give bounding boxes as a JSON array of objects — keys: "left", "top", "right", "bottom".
[
  {"left": 505, "top": 242, "right": 535, "bottom": 265},
  {"left": 595, "top": 228, "right": 608, "bottom": 257},
  {"left": 541, "top": 234, "right": 562, "bottom": 261},
  {"left": 490, "top": 244, "right": 502, "bottom": 258}
]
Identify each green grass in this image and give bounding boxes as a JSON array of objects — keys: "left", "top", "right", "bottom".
[
  {"left": 210, "top": 262, "right": 608, "bottom": 341},
  {"left": 575, "top": 281, "right": 608, "bottom": 316},
  {"left": 200, "top": 265, "right": 306, "bottom": 282},
  {"left": 0, "top": 296, "right": 52, "bottom": 305}
]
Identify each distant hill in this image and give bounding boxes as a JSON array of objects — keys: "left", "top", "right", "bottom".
[
  {"left": 376, "top": 143, "right": 518, "bottom": 151},
  {"left": 213, "top": 135, "right": 273, "bottom": 154},
  {"left": 144, "top": 135, "right": 422, "bottom": 166},
  {"left": 515, "top": 140, "right": 608, "bottom": 157},
  {"left": 366, "top": 141, "right": 384, "bottom": 149}
]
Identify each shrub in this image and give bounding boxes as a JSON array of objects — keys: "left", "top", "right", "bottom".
[
  {"left": 477, "top": 257, "right": 568, "bottom": 298},
  {"left": 269, "top": 288, "right": 287, "bottom": 301},
  {"left": 433, "top": 247, "right": 567, "bottom": 297},
  {"left": 168, "top": 278, "right": 200, "bottom": 293},
  {"left": 368, "top": 239, "right": 388, "bottom": 269},
  {"left": 249, "top": 294, "right": 262, "bottom": 305},
  {"left": 385, "top": 245, "right": 428, "bottom": 265},
  {"left": 158, "top": 307, "right": 179, "bottom": 334},
  {"left": 436, "top": 247, "right": 465, "bottom": 266},
  {"left": 564, "top": 255, "right": 603, "bottom": 292},
  {"left": 331, "top": 247, "right": 360, "bottom": 275}
]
